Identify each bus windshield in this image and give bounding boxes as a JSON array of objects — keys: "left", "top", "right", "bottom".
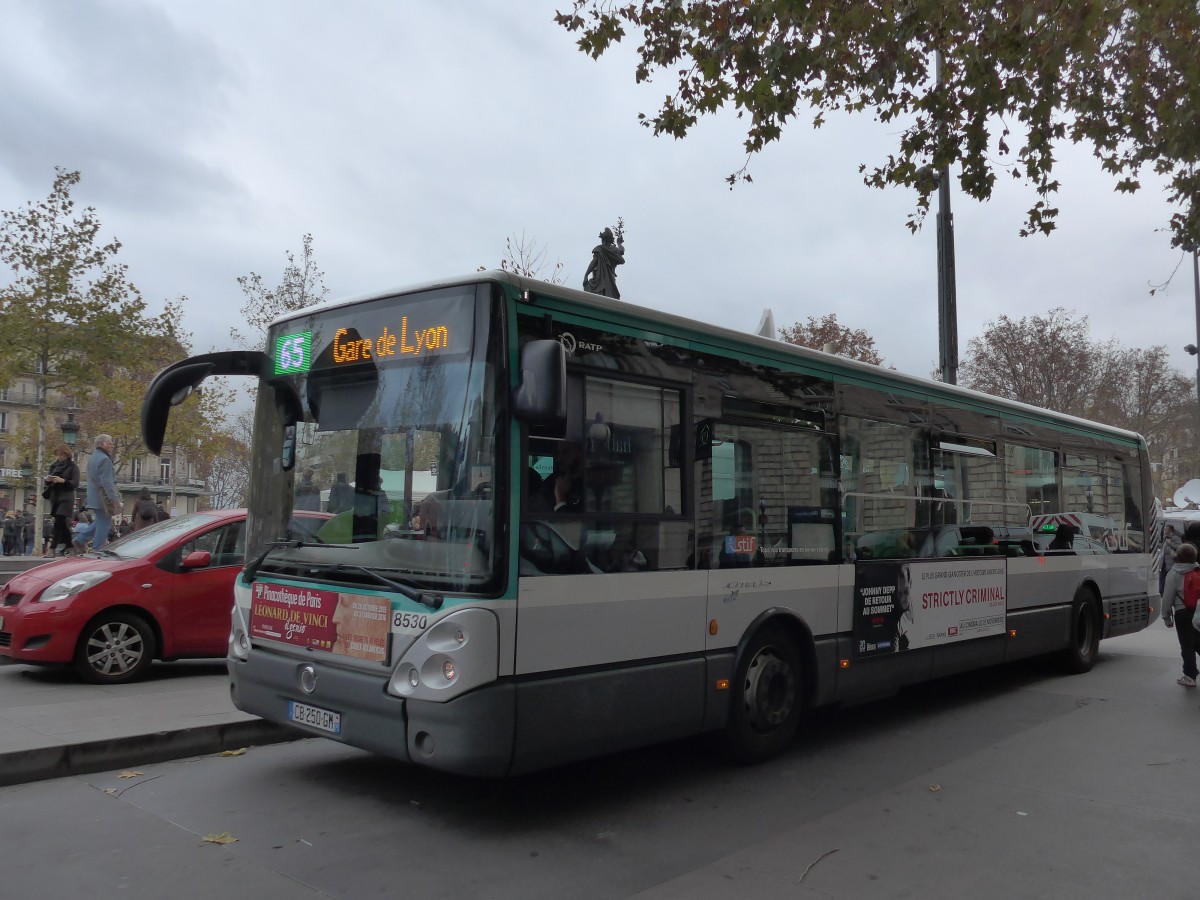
[{"left": 248, "top": 283, "right": 503, "bottom": 594}]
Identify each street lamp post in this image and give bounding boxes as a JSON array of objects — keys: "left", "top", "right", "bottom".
[
  {"left": 61, "top": 412, "right": 82, "bottom": 519},
  {"left": 20, "top": 459, "right": 34, "bottom": 554},
  {"left": 60, "top": 412, "right": 79, "bottom": 455}
]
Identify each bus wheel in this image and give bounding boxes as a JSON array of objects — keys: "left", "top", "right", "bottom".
[
  {"left": 1059, "top": 588, "right": 1100, "bottom": 674},
  {"left": 724, "top": 624, "right": 803, "bottom": 763}
]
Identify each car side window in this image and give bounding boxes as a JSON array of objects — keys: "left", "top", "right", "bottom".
[{"left": 181, "top": 522, "right": 245, "bottom": 569}]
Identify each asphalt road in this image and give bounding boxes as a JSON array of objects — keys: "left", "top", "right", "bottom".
[{"left": 0, "top": 626, "right": 1195, "bottom": 899}]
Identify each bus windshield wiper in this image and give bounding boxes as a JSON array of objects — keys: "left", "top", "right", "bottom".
[
  {"left": 336, "top": 564, "right": 444, "bottom": 610},
  {"left": 243, "top": 540, "right": 305, "bottom": 584}
]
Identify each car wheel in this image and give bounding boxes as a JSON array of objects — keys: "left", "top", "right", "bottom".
[{"left": 74, "top": 611, "right": 156, "bottom": 684}]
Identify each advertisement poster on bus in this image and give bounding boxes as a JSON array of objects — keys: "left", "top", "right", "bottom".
[
  {"left": 854, "top": 559, "right": 1007, "bottom": 658},
  {"left": 249, "top": 582, "right": 391, "bottom": 663}
]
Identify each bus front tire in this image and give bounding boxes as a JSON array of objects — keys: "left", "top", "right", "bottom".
[
  {"left": 1059, "top": 588, "right": 1100, "bottom": 674},
  {"left": 723, "top": 624, "right": 803, "bottom": 764}
]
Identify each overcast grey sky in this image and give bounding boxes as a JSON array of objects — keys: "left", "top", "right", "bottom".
[{"left": 0, "top": 0, "right": 1191, "bottom": 384}]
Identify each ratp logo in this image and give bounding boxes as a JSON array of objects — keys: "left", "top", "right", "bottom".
[{"left": 557, "top": 331, "right": 603, "bottom": 355}]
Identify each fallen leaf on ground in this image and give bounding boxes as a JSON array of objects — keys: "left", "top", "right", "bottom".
[
  {"left": 103, "top": 788, "right": 118, "bottom": 795},
  {"left": 118, "top": 771, "right": 144, "bottom": 779},
  {"left": 798, "top": 848, "right": 839, "bottom": 883},
  {"left": 202, "top": 832, "right": 239, "bottom": 845},
  {"left": 219, "top": 748, "right": 248, "bottom": 757},
  {"left": 929, "top": 784, "right": 941, "bottom": 792}
]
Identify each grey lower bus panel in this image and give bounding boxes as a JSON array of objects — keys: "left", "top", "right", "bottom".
[
  {"left": 1004, "top": 605, "right": 1072, "bottom": 658},
  {"left": 407, "top": 687, "right": 516, "bottom": 777},
  {"left": 1104, "top": 593, "right": 1151, "bottom": 637},
  {"left": 509, "top": 657, "right": 707, "bottom": 775},
  {"left": 827, "top": 604, "right": 1084, "bottom": 706},
  {"left": 230, "top": 650, "right": 716, "bottom": 776}
]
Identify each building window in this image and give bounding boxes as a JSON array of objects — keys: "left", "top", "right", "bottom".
[
  {"left": 0, "top": 412, "right": 9, "bottom": 434},
  {"left": 130, "top": 458, "right": 142, "bottom": 483},
  {"left": 160, "top": 458, "right": 172, "bottom": 484}
]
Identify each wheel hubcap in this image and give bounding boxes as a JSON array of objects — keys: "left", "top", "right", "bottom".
[
  {"left": 86, "top": 623, "right": 143, "bottom": 676},
  {"left": 742, "top": 647, "right": 796, "bottom": 733}
]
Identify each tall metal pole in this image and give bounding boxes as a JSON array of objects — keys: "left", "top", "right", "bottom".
[
  {"left": 1193, "top": 248, "right": 1200, "bottom": 477},
  {"left": 935, "top": 50, "right": 959, "bottom": 385}
]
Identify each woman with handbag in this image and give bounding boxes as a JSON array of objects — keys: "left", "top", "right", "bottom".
[{"left": 44, "top": 444, "right": 80, "bottom": 556}]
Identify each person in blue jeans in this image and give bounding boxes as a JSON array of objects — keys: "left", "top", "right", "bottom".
[
  {"left": 85, "top": 434, "right": 121, "bottom": 551},
  {"left": 1162, "top": 541, "right": 1200, "bottom": 687},
  {"left": 71, "top": 513, "right": 94, "bottom": 554}
]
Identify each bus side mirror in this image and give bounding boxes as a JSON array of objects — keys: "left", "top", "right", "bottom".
[
  {"left": 142, "top": 351, "right": 303, "bottom": 462},
  {"left": 512, "top": 340, "right": 566, "bottom": 428}
]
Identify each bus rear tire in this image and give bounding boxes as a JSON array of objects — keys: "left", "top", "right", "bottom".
[
  {"left": 723, "top": 624, "right": 803, "bottom": 764},
  {"left": 1059, "top": 588, "right": 1100, "bottom": 674}
]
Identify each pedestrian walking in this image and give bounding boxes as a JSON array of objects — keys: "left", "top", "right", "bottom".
[
  {"left": 44, "top": 444, "right": 80, "bottom": 556},
  {"left": 327, "top": 472, "right": 353, "bottom": 513},
  {"left": 85, "top": 434, "right": 121, "bottom": 551},
  {"left": 1162, "top": 524, "right": 1183, "bottom": 594},
  {"left": 22, "top": 510, "right": 34, "bottom": 555},
  {"left": 2, "top": 510, "right": 16, "bottom": 556},
  {"left": 294, "top": 468, "right": 322, "bottom": 511},
  {"left": 1163, "top": 542, "right": 1200, "bottom": 686},
  {"left": 13, "top": 510, "right": 26, "bottom": 556},
  {"left": 131, "top": 487, "right": 156, "bottom": 531}
]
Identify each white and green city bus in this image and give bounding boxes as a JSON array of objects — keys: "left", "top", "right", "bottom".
[{"left": 142, "top": 272, "right": 1159, "bottom": 775}]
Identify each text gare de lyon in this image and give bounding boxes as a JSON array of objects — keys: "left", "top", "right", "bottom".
[{"left": 332, "top": 317, "right": 451, "bottom": 363}]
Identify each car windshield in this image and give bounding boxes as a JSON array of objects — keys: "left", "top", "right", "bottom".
[{"left": 90, "top": 513, "right": 226, "bottom": 560}]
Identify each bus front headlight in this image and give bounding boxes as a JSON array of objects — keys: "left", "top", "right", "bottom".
[
  {"left": 387, "top": 608, "right": 498, "bottom": 701},
  {"left": 229, "top": 598, "right": 251, "bottom": 661}
]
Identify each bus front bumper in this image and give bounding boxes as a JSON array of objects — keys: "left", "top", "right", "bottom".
[{"left": 228, "top": 651, "right": 516, "bottom": 777}]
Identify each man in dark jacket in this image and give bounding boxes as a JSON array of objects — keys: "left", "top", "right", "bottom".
[
  {"left": 12, "top": 510, "right": 26, "bottom": 556},
  {"left": 3, "top": 512, "right": 16, "bottom": 556},
  {"left": 327, "top": 472, "right": 353, "bottom": 513}
]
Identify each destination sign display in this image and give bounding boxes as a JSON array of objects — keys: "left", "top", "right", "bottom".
[{"left": 272, "top": 288, "right": 476, "bottom": 375}]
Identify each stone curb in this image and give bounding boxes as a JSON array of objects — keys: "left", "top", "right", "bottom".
[{"left": 0, "top": 719, "right": 302, "bottom": 787}]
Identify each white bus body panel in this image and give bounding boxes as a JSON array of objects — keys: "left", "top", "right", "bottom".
[{"left": 515, "top": 571, "right": 708, "bottom": 674}]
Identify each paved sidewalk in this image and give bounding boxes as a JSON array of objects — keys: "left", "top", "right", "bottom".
[{"left": 0, "top": 657, "right": 297, "bottom": 786}]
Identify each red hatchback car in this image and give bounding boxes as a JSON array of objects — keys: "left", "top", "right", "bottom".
[{"left": 0, "top": 509, "right": 323, "bottom": 684}]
